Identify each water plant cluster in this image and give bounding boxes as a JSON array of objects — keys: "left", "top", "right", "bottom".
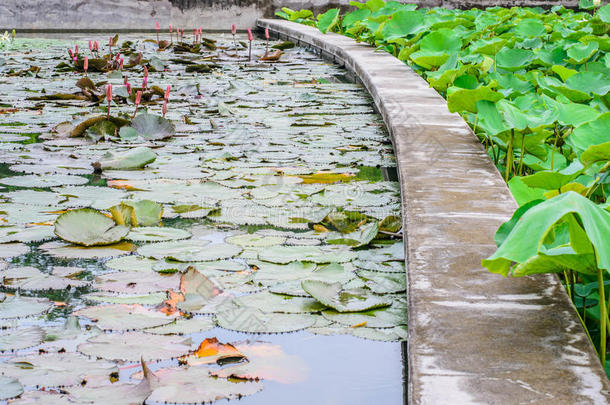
[
  {"left": 278, "top": 0, "right": 610, "bottom": 374},
  {"left": 0, "top": 29, "right": 406, "bottom": 402}
]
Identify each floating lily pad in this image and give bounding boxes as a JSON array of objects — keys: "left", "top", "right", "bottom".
[
  {"left": 0, "top": 243, "right": 29, "bottom": 258},
  {"left": 94, "top": 271, "right": 179, "bottom": 294},
  {"left": 126, "top": 226, "right": 191, "bottom": 242},
  {"left": 0, "top": 376, "right": 22, "bottom": 400},
  {"left": 145, "top": 366, "right": 263, "bottom": 404},
  {"left": 0, "top": 266, "right": 89, "bottom": 291},
  {"left": 78, "top": 331, "right": 197, "bottom": 361},
  {"left": 225, "top": 233, "right": 286, "bottom": 247},
  {"left": 54, "top": 208, "right": 130, "bottom": 246},
  {"left": 74, "top": 304, "right": 178, "bottom": 331},
  {"left": 0, "top": 352, "right": 118, "bottom": 388},
  {"left": 138, "top": 240, "right": 241, "bottom": 262},
  {"left": 130, "top": 113, "right": 175, "bottom": 140},
  {"left": 216, "top": 304, "right": 316, "bottom": 333},
  {"left": 84, "top": 292, "right": 168, "bottom": 305},
  {"left": 105, "top": 255, "right": 157, "bottom": 272},
  {"left": 357, "top": 270, "right": 406, "bottom": 294},
  {"left": 144, "top": 317, "right": 216, "bottom": 335},
  {"left": 97, "top": 146, "right": 157, "bottom": 170},
  {"left": 0, "top": 295, "right": 53, "bottom": 319},
  {"left": 258, "top": 246, "right": 356, "bottom": 264},
  {"left": 231, "top": 291, "right": 326, "bottom": 313},
  {"left": 302, "top": 280, "right": 392, "bottom": 312},
  {"left": 0, "top": 174, "right": 88, "bottom": 188},
  {"left": 0, "top": 326, "right": 45, "bottom": 351},
  {"left": 40, "top": 241, "right": 136, "bottom": 259},
  {"left": 322, "top": 299, "right": 407, "bottom": 328}
]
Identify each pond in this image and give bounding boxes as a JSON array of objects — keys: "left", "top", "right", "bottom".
[{"left": 0, "top": 32, "right": 406, "bottom": 404}]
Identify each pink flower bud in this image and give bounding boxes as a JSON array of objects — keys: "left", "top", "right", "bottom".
[
  {"left": 75, "top": 44, "right": 79, "bottom": 55},
  {"left": 89, "top": 40, "right": 92, "bottom": 51},
  {"left": 94, "top": 41, "right": 99, "bottom": 51},
  {"left": 164, "top": 85, "right": 171, "bottom": 100},
  {"left": 193, "top": 28, "right": 197, "bottom": 37},
  {"left": 109, "top": 36, "right": 113, "bottom": 46},
  {"left": 265, "top": 28, "right": 269, "bottom": 40},
  {"left": 126, "top": 82, "right": 131, "bottom": 95},
  {"left": 156, "top": 21, "right": 160, "bottom": 30},
  {"left": 135, "top": 90, "right": 142, "bottom": 105},
  {"left": 247, "top": 28, "right": 253, "bottom": 42},
  {"left": 142, "top": 76, "right": 148, "bottom": 89},
  {"left": 232, "top": 24, "right": 237, "bottom": 35},
  {"left": 143, "top": 65, "right": 148, "bottom": 77},
  {"left": 120, "top": 58, "right": 124, "bottom": 70},
  {"left": 162, "top": 101, "right": 167, "bottom": 117},
  {"left": 169, "top": 24, "right": 173, "bottom": 33},
  {"left": 68, "top": 48, "right": 73, "bottom": 58},
  {"left": 84, "top": 57, "right": 88, "bottom": 71},
  {"left": 106, "top": 84, "right": 112, "bottom": 102}
]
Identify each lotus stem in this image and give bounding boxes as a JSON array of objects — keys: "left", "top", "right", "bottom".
[
  {"left": 597, "top": 266, "right": 607, "bottom": 367},
  {"left": 505, "top": 129, "right": 514, "bottom": 182},
  {"left": 133, "top": 90, "right": 142, "bottom": 118},
  {"left": 247, "top": 28, "right": 253, "bottom": 61},
  {"left": 265, "top": 28, "right": 270, "bottom": 56},
  {"left": 231, "top": 24, "right": 237, "bottom": 54},
  {"left": 84, "top": 57, "right": 88, "bottom": 76},
  {"left": 106, "top": 84, "right": 112, "bottom": 120}
]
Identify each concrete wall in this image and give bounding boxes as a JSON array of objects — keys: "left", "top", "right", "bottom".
[{"left": 0, "top": 0, "right": 580, "bottom": 31}]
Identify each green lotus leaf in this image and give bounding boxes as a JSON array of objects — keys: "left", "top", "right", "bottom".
[
  {"left": 342, "top": 8, "right": 371, "bottom": 29},
  {"left": 357, "top": 270, "right": 406, "bottom": 293},
  {"left": 566, "top": 41, "right": 598, "bottom": 64},
  {"left": 230, "top": 291, "right": 327, "bottom": 313},
  {"left": 565, "top": 71, "right": 610, "bottom": 97},
  {"left": 447, "top": 84, "right": 503, "bottom": 113},
  {"left": 75, "top": 304, "right": 178, "bottom": 331},
  {"left": 120, "top": 200, "right": 163, "bottom": 227},
  {"left": 130, "top": 113, "right": 175, "bottom": 140},
  {"left": 598, "top": 4, "right": 610, "bottom": 23},
  {"left": 482, "top": 192, "right": 610, "bottom": 276},
  {"left": 318, "top": 8, "right": 340, "bottom": 34},
  {"left": 469, "top": 37, "right": 507, "bottom": 55},
  {"left": 322, "top": 298, "right": 407, "bottom": 328},
  {"left": 258, "top": 245, "right": 357, "bottom": 264},
  {"left": 381, "top": 10, "right": 424, "bottom": 39},
  {"left": 86, "top": 119, "right": 116, "bottom": 142},
  {"left": 567, "top": 112, "right": 610, "bottom": 153},
  {"left": 495, "top": 48, "right": 534, "bottom": 71},
  {"left": 54, "top": 208, "right": 130, "bottom": 246},
  {"left": 513, "top": 18, "right": 546, "bottom": 37},
  {"left": 326, "top": 221, "right": 379, "bottom": 247},
  {"left": 520, "top": 161, "right": 584, "bottom": 190},
  {"left": 580, "top": 142, "right": 610, "bottom": 167},
  {"left": 97, "top": 147, "right": 157, "bottom": 170},
  {"left": 302, "top": 280, "right": 392, "bottom": 312}
]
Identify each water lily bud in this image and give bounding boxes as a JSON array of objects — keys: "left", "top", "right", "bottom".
[
  {"left": 75, "top": 44, "right": 79, "bottom": 55},
  {"left": 162, "top": 101, "right": 167, "bottom": 117},
  {"left": 106, "top": 84, "right": 112, "bottom": 102},
  {"left": 156, "top": 21, "right": 160, "bottom": 31},
  {"left": 169, "top": 24, "right": 173, "bottom": 33},
  {"left": 68, "top": 48, "right": 73, "bottom": 58},
  {"left": 84, "top": 57, "right": 88, "bottom": 72},
  {"left": 135, "top": 90, "right": 142, "bottom": 105},
  {"left": 232, "top": 24, "right": 237, "bottom": 35},
  {"left": 247, "top": 28, "right": 253, "bottom": 42},
  {"left": 120, "top": 58, "right": 124, "bottom": 70},
  {"left": 142, "top": 76, "right": 148, "bottom": 89},
  {"left": 265, "top": 28, "right": 269, "bottom": 40},
  {"left": 94, "top": 40, "right": 99, "bottom": 51},
  {"left": 164, "top": 85, "right": 171, "bottom": 100},
  {"left": 126, "top": 82, "right": 131, "bottom": 95}
]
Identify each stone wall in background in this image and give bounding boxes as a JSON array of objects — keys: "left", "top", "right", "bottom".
[{"left": 0, "top": 0, "right": 580, "bottom": 31}]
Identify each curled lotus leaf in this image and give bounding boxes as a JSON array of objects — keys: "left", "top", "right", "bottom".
[
  {"left": 130, "top": 113, "right": 176, "bottom": 140},
  {"left": 54, "top": 208, "right": 130, "bottom": 246}
]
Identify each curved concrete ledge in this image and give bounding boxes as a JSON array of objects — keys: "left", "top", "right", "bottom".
[{"left": 257, "top": 18, "right": 610, "bottom": 404}]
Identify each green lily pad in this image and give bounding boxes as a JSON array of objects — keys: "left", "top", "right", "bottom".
[
  {"left": 0, "top": 295, "right": 52, "bottom": 319},
  {"left": 130, "top": 113, "right": 175, "bottom": 140},
  {"left": 0, "top": 174, "right": 88, "bottom": 188},
  {"left": 216, "top": 305, "right": 316, "bottom": 333},
  {"left": 258, "top": 245, "right": 356, "bottom": 264},
  {"left": 0, "top": 326, "right": 45, "bottom": 351},
  {"left": 302, "top": 280, "right": 392, "bottom": 312},
  {"left": 126, "top": 226, "right": 191, "bottom": 242},
  {"left": 0, "top": 375, "right": 22, "bottom": 400},
  {"left": 54, "top": 208, "right": 130, "bottom": 246},
  {"left": 97, "top": 147, "right": 157, "bottom": 170},
  {"left": 74, "top": 304, "right": 178, "bottom": 331}
]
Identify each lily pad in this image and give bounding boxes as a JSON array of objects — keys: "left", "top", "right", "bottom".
[
  {"left": 74, "top": 304, "right": 178, "bottom": 331},
  {"left": 97, "top": 146, "right": 157, "bottom": 170},
  {"left": 130, "top": 113, "right": 175, "bottom": 140},
  {"left": 216, "top": 304, "right": 316, "bottom": 333},
  {"left": 39, "top": 241, "right": 136, "bottom": 259},
  {"left": 78, "top": 331, "right": 197, "bottom": 361},
  {"left": 54, "top": 208, "right": 130, "bottom": 246},
  {"left": 0, "top": 326, "right": 45, "bottom": 351},
  {"left": 258, "top": 245, "right": 356, "bottom": 264},
  {"left": 0, "top": 375, "right": 22, "bottom": 400},
  {"left": 0, "top": 294, "right": 52, "bottom": 319},
  {"left": 126, "top": 226, "right": 191, "bottom": 242},
  {"left": 302, "top": 280, "right": 392, "bottom": 312},
  {"left": 0, "top": 174, "right": 88, "bottom": 188}
]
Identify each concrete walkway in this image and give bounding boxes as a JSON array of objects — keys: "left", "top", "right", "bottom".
[{"left": 257, "top": 18, "right": 610, "bottom": 404}]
